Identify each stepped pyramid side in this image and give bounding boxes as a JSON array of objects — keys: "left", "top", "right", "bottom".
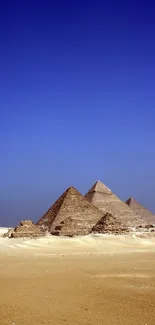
[
  {"left": 36, "top": 189, "right": 69, "bottom": 230},
  {"left": 4, "top": 220, "right": 45, "bottom": 238},
  {"left": 85, "top": 181, "right": 147, "bottom": 228},
  {"left": 126, "top": 197, "right": 155, "bottom": 224},
  {"left": 49, "top": 187, "right": 104, "bottom": 236}
]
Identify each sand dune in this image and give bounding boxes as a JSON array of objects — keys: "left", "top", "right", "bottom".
[
  {"left": 0, "top": 233, "right": 155, "bottom": 256},
  {"left": 0, "top": 227, "right": 11, "bottom": 236},
  {"left": 0, "top": 234, "right": 155, "bottom": 325}
]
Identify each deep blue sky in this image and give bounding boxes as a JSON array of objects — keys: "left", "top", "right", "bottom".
[{"left": 0, "top": 0, "right": 155, "bottom": 226}]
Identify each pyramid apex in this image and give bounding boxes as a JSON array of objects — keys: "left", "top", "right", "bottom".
[
  {"left": 87, "top": 180, "right": 112, "bottom": 195},
  {"left": 126, "top": 197, "right": 137, "bottom": 204},
  {"left": 66, "top": 186, "right": 76, "bottom": 191},
  {"left": 66, "top": 186, "right": 81, "bottom": 194}
]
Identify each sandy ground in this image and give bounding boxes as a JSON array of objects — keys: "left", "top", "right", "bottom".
[
  {"left": 0, "top": 233, "right": 155, "bottom": 325},
  {"left": 0, "top": 227, "right": 11, "bottom": 236}
]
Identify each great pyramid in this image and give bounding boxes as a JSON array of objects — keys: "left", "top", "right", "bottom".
[
  {"left": 126, "top": 197, "right": 155, "bottom": 224},
  {"left": 85, "top": 181, "right": 147, "bottom": 228},
  {"left": 37, "top": 186, "right": 104, "bottom": 236}
]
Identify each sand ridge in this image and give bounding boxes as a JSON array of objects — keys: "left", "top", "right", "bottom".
[{"left": 1, "top": 233, "right": 155, "bottom": 256}]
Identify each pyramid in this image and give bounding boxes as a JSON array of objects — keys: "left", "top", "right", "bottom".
[
  {"left": 37, "top": 186, "right": 104, "bottom": 236},
  {"left": 85, "top": 181, "right": 147, "bottom": 228},
  {"left": 126, "top": 197, "right": 155, "bottom": 224},
  {"left": 37, "top": 190, "right": 67, "bottom": 230},
  {"left": 91, "top": 212, "right": 128, "bottom": 234},
  {"left": 4, "top": 220, "right": 45, "bottom": 238}
]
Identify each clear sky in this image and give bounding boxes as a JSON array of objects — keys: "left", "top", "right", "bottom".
[{"left": 0, "top": 0, "right": 155, "bottom": 226}]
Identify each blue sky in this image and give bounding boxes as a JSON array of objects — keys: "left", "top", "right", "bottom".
[{"left": 0, "top": 0, "right": 155, "bottom": 226}]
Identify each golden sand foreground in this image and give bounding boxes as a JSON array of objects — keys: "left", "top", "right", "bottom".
[{"left": 0, "top": 234, "right": 155, "bottom": 325}]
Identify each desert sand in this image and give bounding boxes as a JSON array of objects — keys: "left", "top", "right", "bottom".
[{"left": 0, "top": 233, "right": 155, "bottom": 325}]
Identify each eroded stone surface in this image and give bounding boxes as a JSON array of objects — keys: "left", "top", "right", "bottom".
[{"left": 4, "top": 220, "right": 45, "bottom": 238}]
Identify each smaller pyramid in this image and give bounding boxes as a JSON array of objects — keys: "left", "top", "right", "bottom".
[
  {"left": 91, "top": 213, "right": 128, "bottom": 234},
  {"left": 37, "top": 186, "right": 104, "bottom": 236},
  {"left": 4, "top": 220, "right": 45, "bottom": 238},
  {"left": 126, "top": 197, "right": 155, "bottom": 224}
]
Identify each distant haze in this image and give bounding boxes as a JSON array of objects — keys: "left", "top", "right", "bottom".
[{"left": 0, "top": 1, "right": 155, "bottom": 226}]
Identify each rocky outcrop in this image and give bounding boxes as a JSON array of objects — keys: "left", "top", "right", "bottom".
[
  {"left": 4, "top": 220, "right": 46, "bottom": 238},
  {"left": 135, "top": 224, "right": 155, "bottom": 232},
  {"left": 37, "top": 186, "right": 104, "bottom": 236},
  {"left": 91, "top": 212, "right": 129, "bottom": 235}
]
